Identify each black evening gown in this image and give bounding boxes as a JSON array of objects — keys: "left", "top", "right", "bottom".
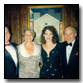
[{"left": 40, "top": 43, "right": 62, "bottom": 78}]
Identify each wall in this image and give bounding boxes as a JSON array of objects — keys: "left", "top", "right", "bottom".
[
  {"left": 64, "top": 5, "right": 78, "bottom": 29},
  {"left": 5, "top": 4, "right": 79, "bottom": 45},
  {"left": 5, "top": 5, "right": 28, "bottom": 44}
]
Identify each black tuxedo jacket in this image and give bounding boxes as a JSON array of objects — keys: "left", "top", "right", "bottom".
[
  {"left": 60, "top": 39, "right": 79, "bottom": 78},
  {"left": 5, "top": 42, "right": 19, "bottom": 78}
]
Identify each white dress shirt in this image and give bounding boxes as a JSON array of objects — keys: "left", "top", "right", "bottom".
[
  {"left": 66, "top": 39, "right": 76, "bottom": 64},
  {"left": 5, "top": 42, "right": 17, "bottom": 66}
]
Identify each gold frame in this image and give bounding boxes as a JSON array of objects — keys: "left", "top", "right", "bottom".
[{"left": 28, "top": 5, "right": 65, "bottom": 41}]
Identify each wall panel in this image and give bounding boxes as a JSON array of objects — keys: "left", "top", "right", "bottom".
[
  {"left": 5, "top": 4, "right": 79, "bottom": 44},
  {"left": 11, "top": 5, "right": 20, "bottom": 44}
]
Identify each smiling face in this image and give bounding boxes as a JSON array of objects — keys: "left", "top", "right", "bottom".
[
  {"left": 5, "top": 27, "right": 11, "bottom": 43},
  {"left": 64, "top": 27, "right": 77, "bottom": 43},
  {"left": 43, "top": 29, "right": 53, "bottom": 42},
  {"left": 24, "top": 30, "right": 33, "bottom": 43}
]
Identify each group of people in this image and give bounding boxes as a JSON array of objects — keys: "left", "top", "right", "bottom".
[{"left": 5, "top": 24, "right": 78, "bottom": 78}]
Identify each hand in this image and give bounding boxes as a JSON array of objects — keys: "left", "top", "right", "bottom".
[{"left": 39, "top": 61, "right": 43, "bottom": 69}]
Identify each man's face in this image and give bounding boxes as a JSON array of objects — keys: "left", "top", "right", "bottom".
[
  {"left": 5, "top": 27, "right": 11, "bottom": 43},
  {"left": 64, "top": 27, "right": 77, "bottom": 43}
]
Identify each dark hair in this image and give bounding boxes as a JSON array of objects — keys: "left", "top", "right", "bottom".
[
  {"left": 5, "top": 24, "right": 12, "bottom": 35},
  {"left": 41, "top": 26, "right": 59, "bottom": 44},
  {"left": 5, "top": 24, "right": 12, "bottom": 41}
]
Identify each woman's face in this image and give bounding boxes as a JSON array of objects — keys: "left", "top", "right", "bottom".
[
  {"left": 43, "top": 29, "right": 53, "bottom": 42},
  {"left": 24, "top": 30, "right": 33, "bottom": 43}
]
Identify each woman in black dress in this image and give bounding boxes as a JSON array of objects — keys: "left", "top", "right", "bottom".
[{"left": 40, "top": 26, "right": 62, "bottom": 78}]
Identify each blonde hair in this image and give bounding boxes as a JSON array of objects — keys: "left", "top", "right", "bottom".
[{"left": 22, "top": 28, "right": 36, "bottom": 38}]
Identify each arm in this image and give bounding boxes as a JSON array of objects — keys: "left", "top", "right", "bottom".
[{"left": 39, "top": 61, "right": 43, "bottom": 69}]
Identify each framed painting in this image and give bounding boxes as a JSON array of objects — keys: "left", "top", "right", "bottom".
[{"left": 28, "top": 5, "right": 65, "bottom": 44}]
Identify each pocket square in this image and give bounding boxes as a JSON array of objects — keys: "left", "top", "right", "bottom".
[{"left": 75, "top": 52, "right": 78, "bottom": 55}]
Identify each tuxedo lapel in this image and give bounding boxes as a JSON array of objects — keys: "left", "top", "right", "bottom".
[
  {"left": 64, "top": 46, "right": 68, "bottom": 66},
  {"left": 69, "top": 40, "right": 78, "bottom": 63},
  {"left": 11, "top": 43, "right": 18, "bottom": 66},
  {"left": 5, "top": 49, "right": 16, "bottom": 68},
  {"left": 11, "top": 43, "right": 19, "bottom": 76},
  {"left": 62, "top": 43, "right": 67, "bottom": 66}
]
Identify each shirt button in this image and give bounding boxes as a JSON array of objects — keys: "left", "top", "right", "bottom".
[
  {"left": 47, "top": 69, "right": 49, "bottom": 71},
  {"left": 50, "top": 66, "right": 52, "bottom": 68},
  {"left": 62, "top": 76, "right": 64, "bottom": 78},
  {"left": 55, "top": 69, "right": 57, "bottom": 71},
  {"left": 51, "top": 74, "right": 54, "bottom": 76},
  {"left": 52, "top": 51, "right": 54, "bottom": 53}
]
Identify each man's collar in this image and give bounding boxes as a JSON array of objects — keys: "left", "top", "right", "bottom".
[{"left": 5, "top": 41, "right": 9, "bottom": 44}]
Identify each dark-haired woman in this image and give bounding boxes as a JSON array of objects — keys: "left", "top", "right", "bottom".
[{"left": 40, "top": 26, "right": 62, "bottom": 78}]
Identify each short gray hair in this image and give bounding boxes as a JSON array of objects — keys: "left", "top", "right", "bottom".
[
  {"left": 22, "top": 28, "right": 36, "bottom": 38},
  {"left": 63, "top": 25, "right": 77, "bottom": 34}
]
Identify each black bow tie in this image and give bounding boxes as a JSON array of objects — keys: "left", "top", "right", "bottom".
[{"left": 66, "top": 42, "right": 72, "bottom": 46}]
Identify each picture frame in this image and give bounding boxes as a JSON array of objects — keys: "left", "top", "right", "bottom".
[{"left": 28, "top": 5, "right": 65, "bottom": 43}]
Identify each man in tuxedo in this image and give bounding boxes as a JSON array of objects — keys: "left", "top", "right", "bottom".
[
  {"left": 5, "top": 24, "right": 19, "bottom": 78},
  {"left": 60, "top": 25, "right": 78, "bottom": 78}
]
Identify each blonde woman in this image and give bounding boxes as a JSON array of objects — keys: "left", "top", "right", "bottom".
[{"left": 17, "top": 28, "right": 42, "bottom": 78}]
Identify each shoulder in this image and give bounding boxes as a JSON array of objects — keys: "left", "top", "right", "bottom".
[
  {"left": 75, "top": 39, "right": 78, "bottom": 44},
  {"left": 61, "top": 41, "right": 66, "bottom": 44},
  {"left": 11, "top": 42, "right": 18, "bottom": 47},
  {"left": 32, "top": 42, "right": 41, "bottom": 48},
  {"left": 57, "top": 42, "right": 65, "bottom": 48},
  {"left": 37, "top": 44, "right": 41, "bottom": 47},
  {"left": 17, "top": 42, "right": 28, "bottom": 57},
  {"left": 57, "top": 42, "right": 62, "bottom": 46},
  {"left": 33, "top": 44, "right": 41, "bottom": 55},
  {"left": 17, "top": 42, "right": 24, "bottom": 49},
  {"left": 60, "top": 41, "right": 66, "bottom": 46},
  {"left": 74, "top": 39, "right": 78, "bottom": 47},
  {"left": 56, "top": 41, "right": 66, "bottom": 50},
  {"left": 35, "top": 44, "right": 41, "bottom": 50}
]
